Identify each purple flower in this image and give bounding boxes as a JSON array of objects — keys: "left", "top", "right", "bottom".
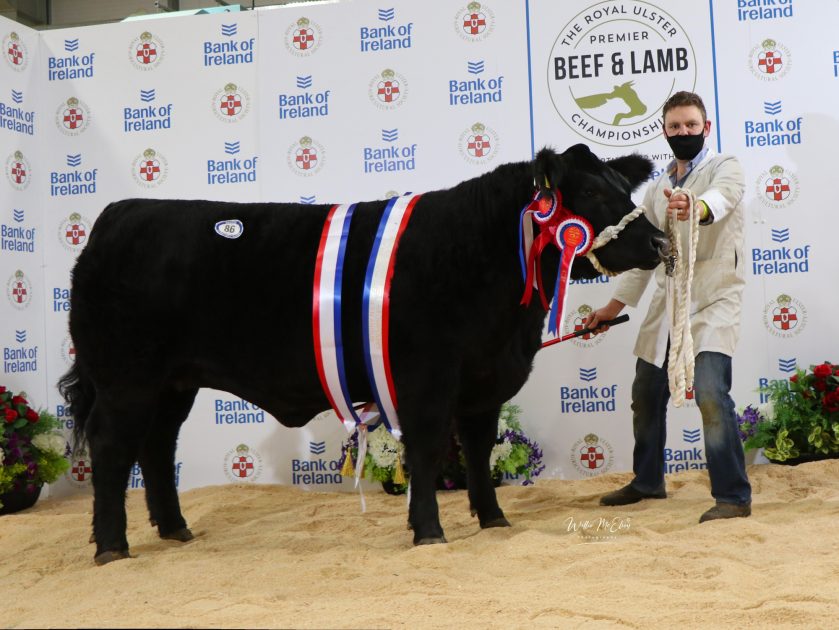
[{"left": 737, "top": 405, "right": 763, "bottom": 442}]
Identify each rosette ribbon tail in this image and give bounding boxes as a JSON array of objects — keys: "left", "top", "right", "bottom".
[
  {"left": 547, "top": 217, "right": 594, "bottom": 337},
  {"left": 520, "top": 191, "right": 559, "bottom": 310},
  {"left": 354, "top": 424, "right": 368, "bottom": 513}
]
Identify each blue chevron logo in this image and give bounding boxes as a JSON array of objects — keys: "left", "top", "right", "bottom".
[
  {"left": 13, "top": 209, "right": 24, "bottom": 222},
  {"left": 770, "top": 228, "right": 789, "bottom": 243},
  {"left": 66, "top": 154, "right": 82, "bottom": 167},
  {"left": 64, "top": 39, "right": 79, "bottom": 52},
  {"left": 378, "top": 8, "right": 395, "bottom": 21},
  {"left": 224, "top": 141, "right": 240, "bottom": 155},
  {"left": 467, "top": 60, "right": 484, "bottom": 75},
  {"left": 221, "top": 24, "right": 237, "bottom": 37},
  {"left": 764, "top": 100, "right": 782, "bottom": 115},
  {"left": 15, "top": 330, "right": 27, "bottom": 343},
  {"left": 140, "top": 89, "right": 156, "bottom": 102},
  {"left": 683, "top": 428, "right": 701, "bottom": 443},
  {"left": 309, "top": 441, "right": 326, "bottom": 455},
  {"left": 296, "top": 75, "right": 312, "bottom": 89},
  {"left": 300, "top": 195, "right": 316, "bottom": 204},
  {"left": 381, "top": 128, "right": 398, "bottom": 142},
  {"left": 778, "top": 358, "right": 797, "bottom": 373},
  {"left": 579, "top": 367, "right": 597, "bottom": 382},
  {"left": 11, "top": 89, "right": 23, "bottom": 104}
]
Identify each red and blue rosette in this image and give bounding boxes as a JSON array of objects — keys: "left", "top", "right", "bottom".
[
  {"left": 519, "top": 191, "right": 561, "bottom": 310},
  {"left": 547, "top": 216, "right": 594, "bottom": 335}
]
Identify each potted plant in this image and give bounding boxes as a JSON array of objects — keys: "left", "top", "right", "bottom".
[
  {"left": 0, "top": 386, "right": 70, "bottom": 514},
  {"left": 738, "top": 361, "right": 839, "bottom": 465},
  {"left": 338, "top": 402, "right": 545, "bottom": 494}
]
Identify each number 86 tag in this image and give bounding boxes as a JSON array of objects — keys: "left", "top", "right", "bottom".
[{"left": 214, "top": 219, "right": 244, "bottom": 239}]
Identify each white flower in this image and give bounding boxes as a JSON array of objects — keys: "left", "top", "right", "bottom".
[
  {"left": 366, "top": 425, "right": 400, "bottom": 468},
  {"left": 31, "top": 432, "right": 66, "bottom": 456},
  {"left": 759, "top": 400, "right": 775, "bottom": 422},
  {"left": 489, "top": 441, "right": 512, "bottom": 469}
]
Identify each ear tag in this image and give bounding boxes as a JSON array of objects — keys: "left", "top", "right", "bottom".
[{"left": 214, "top": 219, "right": 244, "bottom": 239}]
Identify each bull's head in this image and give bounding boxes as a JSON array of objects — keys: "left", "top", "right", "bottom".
[{"left": 533, "top": 144, "right": 669, "bottom": 279}]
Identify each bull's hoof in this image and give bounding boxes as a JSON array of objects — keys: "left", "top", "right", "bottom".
[
  {"left": 480, "top": 516, "right": 511, "bottom": 529},
  {"left": 88, "top": 532, "right": 95, "bottom": 544},
  {"left": 414, "top": 536, "right": 447, "bottom": 545},
  {"left": 160, "top": 527, "right": 194, "bottom": 542},
  {"left": 94, "top": 550, "right": 131, "bottom": 566}
]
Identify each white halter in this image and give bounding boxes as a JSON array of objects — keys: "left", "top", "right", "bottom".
[{"left": 584, "top": 205, "right": 646, "bottom": 276}]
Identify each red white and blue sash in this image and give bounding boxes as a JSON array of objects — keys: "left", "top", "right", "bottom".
[
  {"left": 313, "top": 203, "right": 362, "bottom": 433},
  {"left": 361, "top": 194, "right": 421, "bottom": 438},
  {"left": 313, "top": 194, "right": 421, "bottom": 440}
]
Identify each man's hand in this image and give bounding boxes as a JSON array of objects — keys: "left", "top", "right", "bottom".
[
  {"left": 664, "top": 188, "right": 691, "bottom": 222},
  {"left": 585, "top": 299, "right": 626, "bottom": 334}
]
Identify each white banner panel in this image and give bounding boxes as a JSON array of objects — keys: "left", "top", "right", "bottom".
[
  {"left": 1, "top": 19, "right": 47, "bottom": 418},
  {"left": 712, "top": 0, "right": 839, "bottom": 456},
  {"left": 2, "top": 0, "right": 838, "bottom": 502},
  {"left": 522, "top": 0, "right": 717, "bottom": 479}
]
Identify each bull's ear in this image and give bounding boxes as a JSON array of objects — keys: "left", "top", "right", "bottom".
[
  {"left": 533, "top": 147, "right": 564, "bottom": 194},
  {"left": 606, "top": 154, "right": 655, "bottom": 190}
]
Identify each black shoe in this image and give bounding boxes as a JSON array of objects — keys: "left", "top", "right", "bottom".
[
  {"left": 699, "top": 502, "right": 751, "bottom": 523},
  {"left": 599, "top": 483, "right": 666, "bottom": 506}
]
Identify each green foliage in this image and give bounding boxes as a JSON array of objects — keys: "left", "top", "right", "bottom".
[
  {"left": 742, "top": 362, "right": 839, "bottom": 462},
  {"left": 35, "top": 452, "right": 71, "bottom": 485},
  {"left": 0, "top": 462, "right": 28, "bottom": 495}
]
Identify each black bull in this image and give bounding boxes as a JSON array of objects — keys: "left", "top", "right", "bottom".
[{"left": 60, "top": 144, "right": 668, "bottom": 564}]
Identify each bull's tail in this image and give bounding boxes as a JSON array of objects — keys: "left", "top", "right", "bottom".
[{"left": 58, "top": 361, "right": 95, "bottom": 449}]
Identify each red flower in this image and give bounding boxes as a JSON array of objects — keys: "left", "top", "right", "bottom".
[
  {"left": 0, "top": 386, "right": 6, "bottom": 394},
  {"left": 25, "top": 408, "right": 39, "bottom": 423},
  {"left": 790, "top": 374, "right": 798, "bottom": 383},
  {"left": 824, "top": 390, "right": 839, "bottom": 414},
  {"left": 814, "top": 364, "right": 832, "bottom": 379},
  {"left": 814, "top": 380, "right": 827, "bottom": 393},
  {"left": 4, "top": 408, "right": 18, "bottom": 422},
  {"left": 11, "top": 395, "right": 28, "bottom": 406}
]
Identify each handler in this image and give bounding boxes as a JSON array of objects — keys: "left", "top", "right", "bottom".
[{"left": 586, "top": 91, "right": 752, "bottom": 523}]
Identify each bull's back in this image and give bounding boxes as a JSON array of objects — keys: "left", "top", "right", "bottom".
[{"left": 70, "top": 199, "right": 328, "bottom": 388}]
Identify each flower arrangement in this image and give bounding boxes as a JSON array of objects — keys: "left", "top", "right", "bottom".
[
  {"left": 338, "top": 402, "right": 544, "bottom": 493},
  {"left": 1, "top": 386, "right": 70, "bottom": 511},
  {"left": 738, "top": 361, "right": 839, "bottom": 463}
]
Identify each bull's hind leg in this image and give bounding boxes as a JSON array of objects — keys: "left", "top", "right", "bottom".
[
  {"left": 87, "top": 394, "right": 150, "bottom": 565},
  {"left": 137, "top": 389, "right": 197, "bottom": 543},
  {"left": 457, "top": 407, "right": 511, "bottom": 529}
]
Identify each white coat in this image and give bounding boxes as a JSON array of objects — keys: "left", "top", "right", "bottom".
[{"left": 612, "top": 150, "right": 746, "bottom": 367}]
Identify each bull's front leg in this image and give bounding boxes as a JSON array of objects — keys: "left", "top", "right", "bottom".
[
  {"left": 457, "top": 407, "right": 511, "bottom": 528},
  {"left": 397, "top": 373, "right": 457, "bottom": 544}
]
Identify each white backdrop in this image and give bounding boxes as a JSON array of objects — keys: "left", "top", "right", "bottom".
[{"left": 1, "top": 0, "right": 837, "bottom": 499}]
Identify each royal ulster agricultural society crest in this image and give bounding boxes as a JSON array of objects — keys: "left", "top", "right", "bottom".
[
  {"left": 132, "top": 148, "right": 168, "bottom": 188},
  {"left": 55, "top": 97, "right": 91, "bottom": 136},
  {"left": 571, "top": 433, "right": 614, "bottom": 477},
  {"left": 129, "top": 31, "right": 165, "bottom": 70},
  {"left": 224, "top": 443, "right": 263, "bottom": 482},
  {"left": 763, "top": 293, "right": 807, "bottom": 338},
  {"left": 213, "top": 82, "right": 250, "bottom": 123}
]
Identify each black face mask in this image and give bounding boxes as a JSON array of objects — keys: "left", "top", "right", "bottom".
[{"left": 665, "top": 132, "right": 705, "bottom": 161}]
